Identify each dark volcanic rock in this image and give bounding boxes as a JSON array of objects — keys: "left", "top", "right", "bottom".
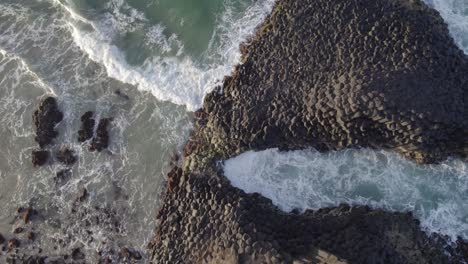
[
  {"left": 90, "top": 118, "right": 111, "bottom": 152},
  {"left": 54, "top": 169, "right": 72, "bottom": 186},
  {"left": 148, "top": 0, "right": 468, "bottom": 263},
  {"left": 78, "top": 111, "right": 95, "bottom": 143},
  {"left": 71, "top": 248, "right": 85, "bottom": 260},
  {"left": 78, "top": 111, "right": 112, "bottom": 152},
  {"left": 31, "top": 150, "right": 49, "bottom": 167},
  {"left": 189, "top": 0, "right": 468, "bottom": 165},
  {"left": 20, "top": 208, "right": 35, "bottom": 224},
  {"left": 0, "top": 233, "right": 4, "bottom": 244},
  {"left": 7, "top": 239, "right": 19, "bottom": 250},
  {"left": 33, "top": 97, "right": 63, "bottom": 148},
  {"left": 12, "top": 227, "right": 23, "bottom": 234},
  {"left": 56, "top": 147, "right": 77, "bottom": 166}
]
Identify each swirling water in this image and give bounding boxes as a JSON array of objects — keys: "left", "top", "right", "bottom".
[
  {"left": 0, "top": 0, "right": 466, "bottom": 262},
  {"left": 0, "top": 0, "right": 274, "bottom": 262}
]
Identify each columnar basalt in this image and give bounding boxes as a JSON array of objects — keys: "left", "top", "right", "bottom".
[
  {"left": 188, "top": 0, "right": 467, "bottom": 167},
  {"left": 149, "top": 0, "right": 468, "bottom": 263}
]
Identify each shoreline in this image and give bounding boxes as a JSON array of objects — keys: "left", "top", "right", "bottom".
[{"left": 149, "top": 0, "right": 468, "bottom": 263}]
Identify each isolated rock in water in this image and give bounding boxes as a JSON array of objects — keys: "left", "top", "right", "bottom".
[
  {"left": 32, "top": 150, "right": 49, "bottom": 167},
  {"left": 0, "top": 233, "right": 4, "bottom": 244},
  {"left": 33, "top": 97, "right": 63, "bottom": 148},
  {"left": 8, "top": 238, "right": 19, "bottom": 249},
  {"left": 90, "top": 118, "right": 111, "bottom": 152},
  {"left": 56, "top": 147, "right": 77, "bottom": 166},
  {"left": 193, "top": 0, "right": 468, "bottom": 164},
  {"left": 27, "top": 232, "right": 35, "bottom": 241},
  {"left": 13, "top": 227, "right": 23, "bottom": 234},
  {"left": 78, "top": 111, "right": 95, "bottom": 142}
]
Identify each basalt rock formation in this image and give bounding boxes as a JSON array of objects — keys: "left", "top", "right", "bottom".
[
  {"left": 32, "top": 97, "right": 63, "bottom": 148},
  {"left": 187, "top": 0, "right": 467, "bottom": 167},
  {"left": 149, "top": 0, "right": 467, "bottom": 263},
  {"left": 78, "top": 111, "right": 112, "bottom": 152}
]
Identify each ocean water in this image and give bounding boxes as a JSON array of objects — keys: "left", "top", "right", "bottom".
[
  {"left": 0, "top": 0, "right": 466, "bottom": 262},
  {"left": 0, "top": 0, "right": 274, "bottom": 262}
]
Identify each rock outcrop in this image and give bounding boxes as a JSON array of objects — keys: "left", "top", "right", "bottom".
[
  {"left": 188, "top": 0, "right": 467, "bottom": 166},
  {"left": 149, "top": 0, "right": 467, "bottom": 263},
  {"left": 78, "top": 111, "right": 111, "bottom": 152},
  {"left": 32, "top": 97, "right": 63, "bottom": 148},
  {"left": 31, "top": 150, "right": 49, "bottom": 167}
]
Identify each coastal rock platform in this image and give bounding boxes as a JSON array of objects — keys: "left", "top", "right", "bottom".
[{"left": 149, "top": 0, "right": 467, "bottom": 263}]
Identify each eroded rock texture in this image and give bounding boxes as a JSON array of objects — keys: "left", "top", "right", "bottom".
[
  {"left": 149, "top": 0, "right": 468, "bottom": 263},
  {"left": 149, "top": 168, "right": 466, "bottom": 263},
  {"left": 189, "top": 0, "right": 467, "bottom": 166},
  {"left": 32, "top": 97, "right": 63, "bottom": 148}
]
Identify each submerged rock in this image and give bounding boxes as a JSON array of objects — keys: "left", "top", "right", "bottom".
[
  {"left": 33, "top": 97, "right": 63, "bottom": 148},
  {"left": 56, "top": 147, "right": 77, "bottom": 166},
  {"left": 12, "top": 227, "right": 23, "bottom": 234},
  {"left": 31, "top": 150, "right": 49, "bottom": 167},
  {"left": 0, "top": 233, "right": 4, "bottom": 244}
]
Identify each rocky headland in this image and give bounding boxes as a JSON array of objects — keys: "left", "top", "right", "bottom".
[{"left": 149, "top": 0, "right": 467, "bottom": 263}]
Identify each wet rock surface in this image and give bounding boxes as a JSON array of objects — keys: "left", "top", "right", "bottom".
[
  {"left": 78, "top": 111, "right": 95, "bottom": 143},
  {"left": 90, "top": 118, "right": 112, "bottom": 152},
  {"left": 149, "top": 0, "right": 467, "bottom": 263},
  {"left": 189, "top": 0, "right": 467, "bottom": 165},
  {"left": 32, "top": 97, "right": 63, "bottom": 148},
  {"left": 78, "top": 111, "right": 112, "bottom": 152},
  {"left": 31, "top": 150, "right": 49, "bottom": 167}
]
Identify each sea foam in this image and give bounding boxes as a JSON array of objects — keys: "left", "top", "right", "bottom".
[
  {"left": 57, "top": 0, "right": 276, "bottom": 111},
  {"left": 224, "top": 148, "right": 468, "bottom": 241}
]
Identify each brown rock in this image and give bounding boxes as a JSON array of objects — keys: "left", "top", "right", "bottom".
[{"left": 7, "top": 238, "right": 19, "bottom": 249}]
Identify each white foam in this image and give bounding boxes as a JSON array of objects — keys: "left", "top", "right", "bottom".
[
  {"left": 55, "top": 0, "right": 275, "bottom": 111},
  {"left": 224, "top": 148, "right": 468, "bottom": 241}
]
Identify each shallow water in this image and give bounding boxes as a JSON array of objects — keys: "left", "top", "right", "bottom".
[
  {"left": 0, "top": 0, "right": 274, "bottom": 262},
  {"left": 0, "top": 0, "right": 466, "bottom": 262}
]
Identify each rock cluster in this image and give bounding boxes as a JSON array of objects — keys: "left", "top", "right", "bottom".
[{"left": 149, "top": 0, "right": 467, "bottom": 263}]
